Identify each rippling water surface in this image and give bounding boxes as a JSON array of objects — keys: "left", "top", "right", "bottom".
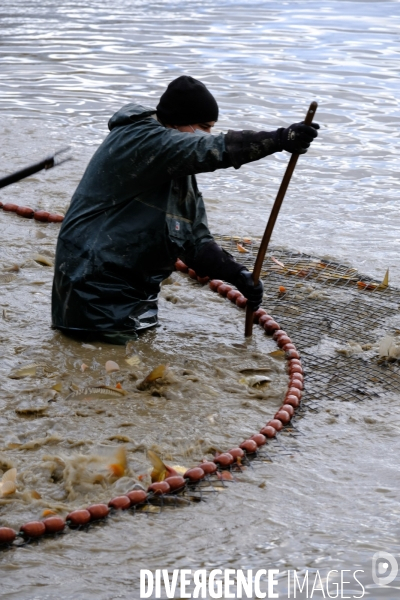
[{"left": 1, "top": 1, "right": 400, "bottom": 598}]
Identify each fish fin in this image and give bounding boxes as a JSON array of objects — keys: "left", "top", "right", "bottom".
[
  {"left": 271, "top": 256, "right": 285, "bottom": 268},
  {"left": 109, "top": 464, "right": 125, "bottom": 477},
  {"left": 144, "top": 364, "right": 167, "bottom": 383},
  {"left": 1, "top": 468, "right": 17, "bottom": 484},
  {"left": 381, "top": 268, "right": 389, "bottom": 288},
  {"left": 170, "top": 465, "right": 187, "bottom": 475},
  {"left": 148, "top": 450, "right": 168, "bottom": 482},
  {"left": 108, "top": 446, "right": 127, "bottom": 477},
  {"left": 0, "top": 481, "right": 16, "bottom": 496},
  {"left": 269, "top": 349, "right": 286, "bottom": 359}
]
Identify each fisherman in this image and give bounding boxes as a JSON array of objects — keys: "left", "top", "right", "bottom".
[{"left": 52, "top": 76, "right": 319, "bottom": 344}]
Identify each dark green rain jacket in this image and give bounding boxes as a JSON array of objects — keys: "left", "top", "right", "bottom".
[
  {"left": 52, "top": 104, "right": 234, "bottom": 334},
  {"left": 52, "top": 103, "right": 280, "bottom": 335}
]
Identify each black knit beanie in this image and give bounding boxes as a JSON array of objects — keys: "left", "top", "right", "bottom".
[{"left": 156, "top": 76, "right": 219, "bottom": 125}]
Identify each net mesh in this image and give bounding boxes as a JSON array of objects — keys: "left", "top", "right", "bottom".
[{"left": 213, "top": 234, "right": 400, "bottom": 464}]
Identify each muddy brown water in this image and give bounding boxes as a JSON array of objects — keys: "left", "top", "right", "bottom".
[{"left": 1, "top": 1, "right": 400, "bottom": 598}]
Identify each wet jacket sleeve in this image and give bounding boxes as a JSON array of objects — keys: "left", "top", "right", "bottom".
[
  {"left": 188, "top": 240, "right": 246, "bottom": 282},
  {"left": 149, "top": 127, "right": 284, "bottom": 178},
  {"left": 122, "top": 125, "right": 233, "bottom": 185},
  {"left": 111, "top": 122, "right": 284, "bottom": 191},
  {"left": 224, "top": 129, "right": 284, "bottom": 169}
]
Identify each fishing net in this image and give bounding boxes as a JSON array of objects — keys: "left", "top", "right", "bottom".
[
  {"left": 217, "top": 234, "right": 400, "bottom": 418},
  {"left": 115, "top": 234, "right": 400, "bottom": 509},
  {"left": 3, "top": 231, "right": 399, "bottom": 543}
]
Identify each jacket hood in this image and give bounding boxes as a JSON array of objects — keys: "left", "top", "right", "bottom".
[{"left": 108, "top": 103, "right": 156, "bottom": 130}]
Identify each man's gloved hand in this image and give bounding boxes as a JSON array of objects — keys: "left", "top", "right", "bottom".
[
  {"left": 235, "top": 270, "right": 264, "bottom": 311},
  {"left": 280, "top": 121, "right": 319, "bottom": 154}
]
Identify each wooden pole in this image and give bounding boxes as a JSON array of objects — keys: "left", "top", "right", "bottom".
[
  {"left": 244, "top": 101, "right": 318, "bottom": 337},
  {"left": 0, "top": 147, "right": 71, "bottom": 190}
]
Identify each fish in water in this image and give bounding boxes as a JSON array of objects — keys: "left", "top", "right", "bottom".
[
  {"left": 0, "top": 273, "right": 17, "bottom": 284},
  {"left": 240, "top": 375, "right": 271, "bottom": 388},
  {"left": 147, "top": 451, "right": 186, "bottom": 482},
  {"left": 0, "top": 468, "right": 17, "bottom": 497},
  {"left": 48, "top": 446, "right": 129, "bottom": 492},
  {"left": 33, "top": 253, "right": 54, "bottom": 267},
  {"left": 8, "top": 363, "right": 38, "bottom": 378},
  {"left": 66, "top": 386, "right": 127, "bottom": 400},
  {"left": 108, "top": 446, "right": 128, "bottom": 478}
]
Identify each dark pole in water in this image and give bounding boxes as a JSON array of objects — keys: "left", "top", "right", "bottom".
[
  {"left": 244, "top": 101, "right": 318, "bottom": 337},
  {"left": 0, "top": 147, "right": 71, "bottom": 189}
]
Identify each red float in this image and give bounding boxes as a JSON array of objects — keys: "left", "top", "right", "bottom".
[
  {"left": 0, "top": 527, "right": 16, "bottom": 545},
  {"left": 287, "top": 387, "right": 302, "bottom": 399},
  {"left": 148, "top": 481, "right": 170, "bottom": 495},
  {"left": 209, "top": 279, "right": 223, "bottom": 291},
  {"left": 259, "top": 425, "right": 276, "bottom": 438},
  {"left": 264, "top": 320, "right": 280, "bottom": 334},
  {"left": 239, "top": 439, "right": 258, "bottom": 453},
  {"left": 164, "top": 476, "right": 186, "bottom": 492},
  {"left": 47, "top": 213, "right": 64, "bottom": 223},
  {"left": 257, "top": 314, "right": 268, "bottom": 326},
  {"left": 87, "top": 504, "right": 110, "bottom": 520},
  {"left": 43, "top": 516, "right": 65, "bottom": 534},
  {"left": 291, "top": 372, "right": 304, "bottom": 382},
  {"left": 289, "top": 358, "right": 302, "bottom": 368},
  {"left": 227, "top": 448, "right": 245, "bottom": 460},
  {"left": 252, "top": 308, "right": 267, "bottom": 323},
  {"left": 284, "top": 394, "right": 300, "bottom": 408},
  {"left": 277, "top": 336, "right": 292, "bottom": 347},
  {"left": 16, "top": 206, "right": 34, "bottom": 218},
  {"left": 197, "top": 275, "right": 209, "bottom": 284},
  {"left": 175, "top": 259, "right": 188, "bottom": 273},
  {"left": 236, "top": 295, "right": 247, "bottom": 308},
  {"left": 20, "top": 521, "right": 46, "bottom": 538},
  {"left": 275, "top": 410, "right": 291, "bottom": 424},
  {"left": 108, "top": 496, "right": 131, "bottom": 510},
  {"left": 33, "top": 210, "right": 50, "bottom": 222},
  {"left": 250, "top": 433, "right": 267, "bottom": 446},
  {"left": 290, "top": 379, "right": 303, "bottom": 390},
  {"left": 273, "top": 329, "right": 287, "bottom": 340},
  {"left": 67, "top": 509, "right": 92, "bottom": 526},
  {"left": 217, "top": 283, "right": 232, "bottom": 296},
  {"left": 214, "top": 453, "right": 234, "bottom": 467},
  {"left": 184, "top": 467, "right": 205, "bottom": 482},
  {"left": 227, "top": 289, "right": 242, "bottom": 303},
  {"left": 126, "top": 490, "right": 148, "bottom": 505},
  {"left": 199, "top": 461, "right": 218, "bottom": 475},
  {"left": 280, "top": 404, "right": 295, "bottom": 417},
  {"left": 267, "top": 419, "right": 283, "bottom": 431},
  {"left": 289, "top": 364, "right": 303, "bottom": 375},
  {"left": 282, "top": 343, "right": 296, "bottom": 351},
  {"left": 2, "top": 203, "right": 19, "bottom": 212}
]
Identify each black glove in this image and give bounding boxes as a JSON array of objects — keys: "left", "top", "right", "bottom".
[
  {"left": 279, "top": 121, "right": 319, "bottom": 154},
  {"left": 235, "top": 270, "right": 264, "bottom": 311}
]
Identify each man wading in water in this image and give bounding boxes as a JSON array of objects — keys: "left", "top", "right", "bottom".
[{"left": 52, "top": 76, "right": 319, "bottom": 344}]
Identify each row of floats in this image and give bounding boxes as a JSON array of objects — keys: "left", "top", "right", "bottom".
[{"left": 0, "top": 262, "right": 304, "bottom": 548}]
